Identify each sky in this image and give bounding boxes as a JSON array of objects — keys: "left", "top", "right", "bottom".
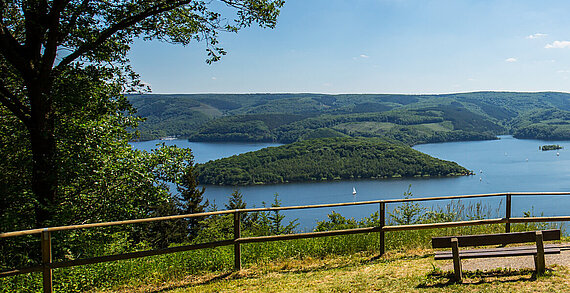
[{"left": 128, "top": 0, "right": 570, "bottom": 94}]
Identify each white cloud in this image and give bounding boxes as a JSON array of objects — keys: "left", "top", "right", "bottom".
[
  {"left": 545, "top": 41, "right": 570, "bottom": 49},
  {"left": 359, "top": 54, "right": 370, "bottom": 58},
  {"left": 467, "top": 78, "right": 476, "bottom": 81},
  {"left": 211, "top": 77, "right": 217, "bottom": 80},
  {"left": 505, "top": 57, "right": 517, "bottom": 63},
  {"left": 526, "top": 33, "right": 547, "bottom": 39},
  {"left": 557, "top": 69, "right": 570, "bottom": 73}
]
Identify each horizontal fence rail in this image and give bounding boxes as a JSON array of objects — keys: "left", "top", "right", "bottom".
[{"left": 2, "top": 191, "right": 570, "bottom": 292}]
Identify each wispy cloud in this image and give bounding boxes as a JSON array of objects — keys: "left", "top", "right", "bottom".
[
  {"left": 211, "top": 77, "right": 217, "bottom": 80},
  {"left": 526, "top": 33, "right": 547, "bottom": 39},
  {"left": 505, "top": 57, "right": 517, "bottom": 63},
  {"left": 359, "top": 54, "right": 370, "bottom": 58},
  {"left": 545, "top": 41, "right": 570, "bottom": 49}
]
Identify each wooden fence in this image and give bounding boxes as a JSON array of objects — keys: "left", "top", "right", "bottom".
[{"left": 2, "top": 191, "right": 570, "bottom": 293}]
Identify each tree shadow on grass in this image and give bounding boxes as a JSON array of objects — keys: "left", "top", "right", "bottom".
[
  {"left": 148, "top": 271, "right": 233, "bottom": 293},
  {"left": 366, "top": 252, "right": 432, "bottom": 264},
  {"left": 417, "top": 268, "right": 551, "bottom": 288}
]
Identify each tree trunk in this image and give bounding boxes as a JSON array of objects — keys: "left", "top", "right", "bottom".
[{"left": 28, "top": 87, "right": 58, "bottom": 228}]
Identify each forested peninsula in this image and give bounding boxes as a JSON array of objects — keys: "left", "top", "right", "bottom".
[
  {"left": 195, "top": 137, "right": 472, "bottom": 185},
  {"left": 129, "top": 92, "right": 570, "bottom": 144}
]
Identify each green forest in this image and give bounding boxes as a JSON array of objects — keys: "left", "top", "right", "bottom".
[
  {"left": 129, "top": 92, "right": 570, "bottom": 144},
  {"left": 195, "top": 137, "right": 471, "bottom": 185}
]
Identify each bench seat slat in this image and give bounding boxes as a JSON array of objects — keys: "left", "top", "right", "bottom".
[
  {"left": 435, "top": 244, "right": 560, "bottom": 255},
  {"left": 435, "top": 246, "right": 560, "bottom": 260},
  {"left": 432, "top": 229, "right": 561, "bottom": 248}
]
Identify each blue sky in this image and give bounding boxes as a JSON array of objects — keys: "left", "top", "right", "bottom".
[{"left": 128, "top": 0, "right": 570, "bottom": 94}]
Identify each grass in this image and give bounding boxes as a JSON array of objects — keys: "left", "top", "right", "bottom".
[
  {"left": 1, "top": 200, "right": 566, "bottom": 292},
  {"left": 420, "top": 122, "right": 453, "bottom": 132},
  {"left": 97, "top": 249, "right": 570, "bottom": 293},
  {"left": 2, "top": 223, "right": 565, "bottom": 292},
  {"left": 333, "top": 121, "right": 396, "bottom": 134}
]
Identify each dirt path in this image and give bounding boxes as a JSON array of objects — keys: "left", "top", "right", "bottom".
[{"left": 435, "top": 243, "right": 570, "bottom": 272}]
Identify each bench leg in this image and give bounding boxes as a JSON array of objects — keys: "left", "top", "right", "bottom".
[
  {"left": 451, "top": 238, "right": 462, "bottom": 282},
  {"left": 535, "top": 231, "right": 545, "bottom": 275}
]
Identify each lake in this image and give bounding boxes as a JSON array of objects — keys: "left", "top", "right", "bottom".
[{"left": 132, "top": 136, "right": 570, "bottom": 230}]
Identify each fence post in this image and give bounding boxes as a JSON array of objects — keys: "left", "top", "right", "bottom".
[
  {"left": 505, "top": 193, "right": 511, "bottom": 233},
  {"left": 41, "top": 229, "right": 53, "bottom": 293},
  {"left": 380, "top": 202, "right": 385, "bottom": 256},
  {"left": 233, "top": 210, "right": 241, "bottom": 271}
]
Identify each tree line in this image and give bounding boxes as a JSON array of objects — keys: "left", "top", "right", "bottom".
[{"left": 130, "top": 92, "right": 570, "bottom": 143}]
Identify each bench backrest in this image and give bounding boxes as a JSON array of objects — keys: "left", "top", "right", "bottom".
[{"left": 432, "top": 229, "right": 560, "bottom": 248}]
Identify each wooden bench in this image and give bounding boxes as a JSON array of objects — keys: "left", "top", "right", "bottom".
[{"left": 432, "top": 229, "right": 561, "bottom": 281}]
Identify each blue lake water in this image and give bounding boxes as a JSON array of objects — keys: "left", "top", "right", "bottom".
[{"left": 132, "top": 136, "right": 570, "bottom": 230}]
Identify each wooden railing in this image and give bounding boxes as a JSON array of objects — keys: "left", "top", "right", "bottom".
[{"left": 2, "top": 191, "right": 570, "bottom": 292}]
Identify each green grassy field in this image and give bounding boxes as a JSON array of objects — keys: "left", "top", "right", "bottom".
[{"left": 101, "top": 249, "right": 570, "bottom": 293}]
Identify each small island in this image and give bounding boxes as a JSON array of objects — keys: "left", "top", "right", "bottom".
[
  {"left": 196, "top": 137, "right": 472, "bottom": 185},
  {"left": 540, "top": 144, "right": 563, "bottom": 151}
]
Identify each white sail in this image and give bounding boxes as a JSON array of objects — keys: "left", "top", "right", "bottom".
[{"left": 352, "top": 187, "right": 357, "bottom": 195}]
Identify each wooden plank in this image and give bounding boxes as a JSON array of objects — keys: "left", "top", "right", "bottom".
[
  {"left": 509, "top": 216, "right": 570, "bottom": 223},
  {"left": 2, "top": 239, "right": 235, "bottom": 277},
  {"left": 451, "top": 238, "right": 462, "bottom": 282},
  {"left": 505, "top": 194, "right": 511, "bottom": 233},
  {"left": 3, "top": 192, "right": 570, "bottom": 238},
  {"left": 536, "top": 231, "right": 545, "bottom": 274},
  {"left": 434, "top": 247, "right": 560, "bottom": 260},
  {"left": 432, "top": 229, "right": 560, "bottom": 248},
  {"left": 243, "top": 192, "right": 507, "bottom": 211},
  {"left": 0, "top": 266, "right": 43, "bottom": 278},
  {"left": 49, "top": 240, "right": 234, "bottom": 269},
  {"left": 234, "top": 211, "right": 241, "bottom": 271},
  {"left": 242, "top": 191, "right": 570, "bottom": 212},
  {"left": 386, "top": 218, "right": 506, "bottom": 233},
  {"left": 41, "top": 231, "right": 53, "bottom": 293},
  {"left": 384, "top": 191, "right": 570, "bottom": 204},
  {"left": 380, "top": 202, "right": 385, "bottom": 256},
  {"left": 435, "top": 244, "right": 560, "bottom": 256},
  {"left": 237, "top": 226, "right": 381, "bottom": 244},
  {"left": 0, "top": 210, "right": 234, "bottom": 238}
]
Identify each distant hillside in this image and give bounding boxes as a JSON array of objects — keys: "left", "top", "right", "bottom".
[
  {"left": 195, "top": 137, "right": 472, "bottom": 185},
  {"left": 128, "top": 92, "right": 570, "bottom": 143}
]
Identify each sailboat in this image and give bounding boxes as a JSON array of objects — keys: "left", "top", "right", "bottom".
[{"left": 352, "top": 187, "right": 357, "bottom": 201}]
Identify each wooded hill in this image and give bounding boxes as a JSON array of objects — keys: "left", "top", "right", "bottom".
[
  {"left": 129, "top": 92, "right": 570, "bottom": 144},
  {"left": 195, "top": 137, "right": 471, "bottom": 185}
]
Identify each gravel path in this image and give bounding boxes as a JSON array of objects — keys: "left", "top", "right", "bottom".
[{"left": 434, "top": 243, "right": 570, "bottom": 272}]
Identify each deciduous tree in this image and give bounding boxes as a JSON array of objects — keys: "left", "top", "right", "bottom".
[{"left": 0, "top": 0, "right": 284, "bottom": 228}]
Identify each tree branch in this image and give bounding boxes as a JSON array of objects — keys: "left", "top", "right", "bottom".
[
  {"left": 22, "top": 0, "right": 48, "bottom": 63},
  {"left": 40, "top": 0, "right": 68, "bottom": 81},
  {"left": 0, "top": 82, "right": 31, "bottom": 126},
  {"left": 55, "top": 0, "right": 191, "bottom": 71},
  {"left": 0, "top": 26, "right": 32, "bottom": 78},
  {"left": 61, "top": 0, "right": 90, "bottom": 43}
]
